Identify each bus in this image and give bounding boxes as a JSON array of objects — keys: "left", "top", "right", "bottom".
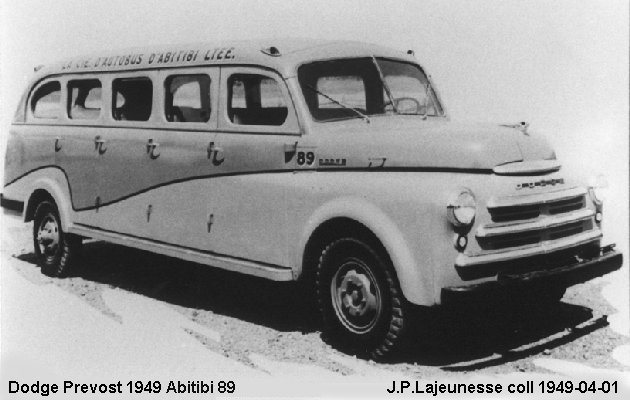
[{"left": 2, "top": 39, "right": 622, "bottom": 359}]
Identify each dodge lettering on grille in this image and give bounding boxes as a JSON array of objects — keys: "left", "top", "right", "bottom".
[{"left": 516, "top": 178, "right": 564, "bottom": 190}]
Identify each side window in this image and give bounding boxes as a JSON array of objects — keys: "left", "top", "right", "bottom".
[
  {"left": 227, "top": 74, "right": 287, "bottom": 126},
  {"left": 164, "top": 74, "right": 211, "bottom": 122},
  {"left": 112, "top": 77, "right": 153, "bottom": 121},
  {"left": 68, "top": 79, "right": 102, "bottom": 120},
  {"left": 31, "top": 81, "right": 61, "bottom": 119}
]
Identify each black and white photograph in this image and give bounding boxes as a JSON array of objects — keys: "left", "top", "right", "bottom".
[{"left": 1, "top": 0, "right": 628, "bottom": 398}]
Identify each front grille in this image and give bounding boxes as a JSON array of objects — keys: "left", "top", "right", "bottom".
[
  {"left": 490, "top": 204, "right": 540, "bottom": 222},
  {"left": 478, "top": 220, "right": 590, "bottom": 251},
  {"left": 489, "top": 195, "right": 585, "bottom": 222},
  {"left": 549, "top": 221, "right": 584, "bottom": 240},
  {"left": 549, "top": 196, "right": 584, "bottom": 214},
  {"left": 478, "top": 189, "right": 593, "bottom": 252},
  {"left": 478, "top": 230, "right": 541, "bottom": 250}
]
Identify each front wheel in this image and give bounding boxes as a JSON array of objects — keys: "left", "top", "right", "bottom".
[
  {"left": 33, "top": 200, "right": 82, "bottom": 277},
  {"left": 316, "top": 237, "right": 406, "bottom": 359}
]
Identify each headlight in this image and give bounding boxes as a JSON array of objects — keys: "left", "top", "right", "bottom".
[
  {"left": 588, "top": 174, "right": 608, "bottom": 204},
  {"left": 447, "top": 188, "right": 476, "bottom": 228}
]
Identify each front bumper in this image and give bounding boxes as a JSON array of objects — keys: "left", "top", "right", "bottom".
[{"left": 442, "top": 245, "right": 622, "bottom": 305}]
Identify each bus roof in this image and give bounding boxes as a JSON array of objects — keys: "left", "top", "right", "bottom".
[{"left": 32, "top": 39, "right": 417, "bottom": 80}]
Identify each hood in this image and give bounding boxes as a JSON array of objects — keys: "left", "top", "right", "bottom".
[{"left": 310, "top": 117, "right": 557, "bottom": 171}]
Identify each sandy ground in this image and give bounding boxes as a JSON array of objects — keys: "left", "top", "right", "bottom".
[{"left": 1, "top": 211, "right": 629, "bottom": 398}]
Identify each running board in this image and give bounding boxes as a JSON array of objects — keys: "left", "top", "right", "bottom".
[{"left": 70, "top": 224, "right": 294, "bottom": 281}]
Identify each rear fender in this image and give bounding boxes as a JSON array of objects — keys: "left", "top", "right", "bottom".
[{"left": 22, "top": 168, "right": 73, "bottom": 231}]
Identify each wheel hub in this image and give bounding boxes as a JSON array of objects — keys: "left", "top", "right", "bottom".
[
  {"left": 37, "top": 216, "right": 59, "bottom": 256},
  {"left": 339, "top": 270, "right": 373, "bottom": 316},
  {"left": 331, "top": 260, "right": 382, "bottom": 333}
]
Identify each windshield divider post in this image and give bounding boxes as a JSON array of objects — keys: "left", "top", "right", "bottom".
[{"left": 371, "top": 56, "right": 398, "bottom": 115}]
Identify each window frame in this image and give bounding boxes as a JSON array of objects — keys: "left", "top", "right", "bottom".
[
  {"left": 27, "top": 79, "right": 63, "bottom": 121},
  {"left": 158, "top": 67, "right": 218, "bottom": 130},
  {"left": 67, "top": 78, "right": 104, "bottom": 121},
  {"left": 109, "top": 71, "right": 158, "bottom": 125},
  {"left": 218, "top": 66, "right": 300, "bottom": 135}
]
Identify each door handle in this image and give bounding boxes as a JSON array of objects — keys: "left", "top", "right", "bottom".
[
  {"left": 207, "top": 141, "right": 224, "bottom": 165},
  {"left": 146, "top": 138, "right": 160, "bottom": 159},
  {"left": 94, "top": 135, "right": 107, "bottom": 155},
  {"left": 368, "top": 157, "right": 387, "bottom": 168},
  {"left": 54, "top": 137, "right": 62, "bottom": 152}
]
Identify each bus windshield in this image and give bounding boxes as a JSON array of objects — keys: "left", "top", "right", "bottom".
[{"left": 298, "top": 58, "right": 443, "bottom": 122}]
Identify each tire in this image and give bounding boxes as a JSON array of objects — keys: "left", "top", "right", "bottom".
[
  {"left": 316, "top": 237, "right": 406, "bottom": 359},
  {"left": 33, "top": 200, "right": 82, "bottom": 277}
]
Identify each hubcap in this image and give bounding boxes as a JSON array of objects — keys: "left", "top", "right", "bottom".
[
  {"left": 37, "top": 214, "right": 60, "bottom": 258},
  {"left": 331, "top": 259, "right": 382, "bottom": 334}
]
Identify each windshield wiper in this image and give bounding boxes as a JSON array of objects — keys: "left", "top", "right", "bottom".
[
  {"left": 303, "top": 84, "right": 370, "bottom": 124},
  {"left": 371, "top": 56, "right": 398, "bottom": 114}
]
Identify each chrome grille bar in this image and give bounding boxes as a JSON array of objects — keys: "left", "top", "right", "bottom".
[
  {"left": 487, "top": 186, "right": 586, "bottom": 209},
  {"left": 477, "top": 209, "right": 593, "bottom": 238}
]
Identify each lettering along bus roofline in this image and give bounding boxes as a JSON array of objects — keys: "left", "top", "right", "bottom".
[{"left": 24, "top": 39, "right": 419, "bottom": 91}]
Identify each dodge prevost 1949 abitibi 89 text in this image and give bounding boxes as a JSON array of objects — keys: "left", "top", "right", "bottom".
[{"left": 1, "top": 39, "right": 623, "bottom": 359}]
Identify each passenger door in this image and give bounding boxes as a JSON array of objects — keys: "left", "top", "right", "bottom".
[
  {"left": 83, "top": 72, "right": 160, "bottom": 236},
  {"left": 140, "top": 67, "right": 222, "bottom": 249},
  {"left": 52, "top": 77, "right": 103, "bottom": 212},
  {"left": 208, "top": 67, "right": 302, "bottom": 266}
]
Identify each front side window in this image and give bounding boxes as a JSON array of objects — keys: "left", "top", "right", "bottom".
[
  {"left": 112, "top": 77, "right": 153, "bottom": 121},
  {"left": 68, "top": 79, "right": 102, "bottom": 120},
  {"left": 227, "top": 74, "right": 287, "bottom": 126},
  {"left": 165, "top": 74, "right": 211, "bottom": 122},
  {"left": 298, "top": 58, "right": 443, "bottom": 121},
  {"left": 31, "top": 81, "right": 61, "bottom": 119}
]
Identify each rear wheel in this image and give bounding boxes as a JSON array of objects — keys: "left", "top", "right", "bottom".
[
  {"left": 33, "top": 200, "right": 82, "bottom": 277},
  {"left": 316, "top": 237, "right": 406, "bottom": 359}
]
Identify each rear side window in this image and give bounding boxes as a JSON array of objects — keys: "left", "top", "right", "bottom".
[
  {"left": 227, "top": 74, "right": 287, "bottom": 126},
  {"left": 68, "top": 79, "right": 102, "bottom": 120},
  {"left": 31, "top": 81, "right": 61, "bottom": 119},
  {"left": 112, "top": 77, "right": 153, "bottom": 121},
  {"left": 165, "top": 74, "right": 211, "bottom": 122}
]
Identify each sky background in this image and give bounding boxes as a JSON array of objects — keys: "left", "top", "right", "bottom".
[{"left": 0, "top": 0, "right": 628, "bottom": 243}]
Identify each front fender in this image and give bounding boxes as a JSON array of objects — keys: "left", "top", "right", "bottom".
[{"left": 296, "top": 196, "right": 434, "bottom": 305}]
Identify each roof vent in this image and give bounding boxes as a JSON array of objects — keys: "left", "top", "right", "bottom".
[
  {"left": 34, "top": 64, "right": 45, "bottom": 72},
  {"left": 261, "top": 46, "right": 281, "bottom": 57},
  {"left": 406, "top": 50, "right": 415, "bottom": 56}
]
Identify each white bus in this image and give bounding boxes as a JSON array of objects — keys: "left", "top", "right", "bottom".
[{"left": 2, "top": 39, "right": 622, "bottom": 359}]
